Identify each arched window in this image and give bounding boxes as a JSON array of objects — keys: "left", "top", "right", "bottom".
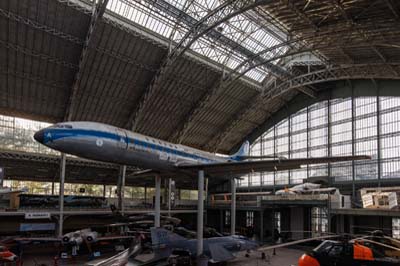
[{"left": 241, "top": 96, "right": 400, "bottom": 188}]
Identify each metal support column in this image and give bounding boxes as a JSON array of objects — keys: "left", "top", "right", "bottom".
[
  {"left": 230, "top": 178, "right": 236, "bottom": 235},
  {"left": 327, "top": 98, "right": 332, "bottom": 186},
  {"left": 260, "top": 210, "right": 264, "bottom": 243},
  {"left": 376, "top": 84, "right": 382, "bottom": 187},
  {"left": 58, "top": 153, "right": 66, "bottom": 238},
  {"left": 144, "top": 185, "right": 147, "bottom": 205},
  {"left": 351, "top": 86, "right": 356, "bottom": 199},
  {"left": 51, "top": 181, "right": 55, "bottom": 195},
  {"left": 288, "top": 112, "right": 291, "bottom": 185},
  {"left": 219, "top": 209, "right": 224, "bottom": 233},
  {"left": 205, "top": 178, "right": 208, "bottom": 224},
  {"left": 155, "top": 175, "right": 161, "bottom": 228},
  {"left": 103, "top": 184, "right": 106, "bottom": 198},
  {"left": 118, "top": 165, "right": 126, "bottom": 214},
  {"left": 197, "top": 170, "right": 205, "bottom": 258},
  {"left": 168, "top": 178, "right": 172, "bottom": 217}
]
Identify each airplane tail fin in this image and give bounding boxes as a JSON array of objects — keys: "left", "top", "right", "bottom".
[{"left": 230, "top": 140, "right": 250, "bottom": 161}]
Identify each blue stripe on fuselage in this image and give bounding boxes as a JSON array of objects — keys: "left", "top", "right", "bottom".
[{"left": 43, "top": 128, "right": 224, "bottom": 163}]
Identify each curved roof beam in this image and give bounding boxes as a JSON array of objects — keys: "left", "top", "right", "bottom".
[
  {"left": 169, "top": 15, "right": 271, "bottom": 144},
  {"left": 228, "top": 42, "right": 400, "bottom": 86},
  {"left": 206, "top": 63, "right": 400, "bottom": 152},
  {"left": 126, "top": 0, "right": 282, "bottom": 130},
  {"left": 236, "top": 79, "right": 400, "bottom": 153}
]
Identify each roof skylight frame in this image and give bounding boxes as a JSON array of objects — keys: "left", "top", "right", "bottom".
[{"left": 106, "top": 0, "right": 289, "bottom": 83}]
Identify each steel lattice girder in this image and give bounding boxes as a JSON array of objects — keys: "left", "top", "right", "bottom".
[{"left": 126, "top": 0, "right": 299, "bottom": 130}]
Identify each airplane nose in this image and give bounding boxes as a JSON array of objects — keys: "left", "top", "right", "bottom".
[
  {"left": 298, "top": 254, "right": 320, "bottom": 266},
  {"left": 34, "top": 130, "right": 44, "bottom": 143}
]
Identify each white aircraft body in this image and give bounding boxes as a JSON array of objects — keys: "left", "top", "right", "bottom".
[{"left": 34, "top": 121, "right": 370, "bottom": 178}]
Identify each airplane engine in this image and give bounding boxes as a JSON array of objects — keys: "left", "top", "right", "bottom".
[
  {"left": 70, "top": 236, "right": 83, "bottom": 246},
  {"left": 62, "top": 236, "right": 70, "bottom": 244},
  {"left": 85, "top": 231, "right": 98, "bottom": 243}
]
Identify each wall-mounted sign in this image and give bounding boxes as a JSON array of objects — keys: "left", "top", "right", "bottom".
[{"left": 25, "top": 212, "right": 51, "bottom": 219}]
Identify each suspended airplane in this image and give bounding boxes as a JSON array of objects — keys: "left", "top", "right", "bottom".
[
  {"left": 150, "top": 227, "right": 259, "bottom": 263},
  {"left": 34, "top": 122, "right": 370, "bottom": 178}
]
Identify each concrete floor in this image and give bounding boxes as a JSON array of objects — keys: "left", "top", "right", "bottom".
[
  {"left": 229, "top": 248, "right": 305, "bottom": 266},
  {"left": 14, "top": 248, "right": 305, "bottom": 266}
]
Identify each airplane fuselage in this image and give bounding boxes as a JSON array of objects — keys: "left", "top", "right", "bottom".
[{"left": 34, "top": 122, "right": 235, "bottom": 171}]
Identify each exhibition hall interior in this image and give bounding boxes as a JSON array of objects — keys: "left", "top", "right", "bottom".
[{"left": 0, "top": 0, "right": 400, "bottom": 265}]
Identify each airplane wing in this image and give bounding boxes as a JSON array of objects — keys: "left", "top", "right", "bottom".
[
  {"left": 257, "top": 235, "right": 340, "bottom": 251},
  {"left": 209, "top": 243, "right": 235, "bottom": 262},
  {"left": 14, "top": 237, "right": 61, "bottom": 242},
  {"left": 178, "top": 155, "right": 370, "bottom": 176},
  {"left": 97, "top": 236, "right": 135, "bottom": 241}
]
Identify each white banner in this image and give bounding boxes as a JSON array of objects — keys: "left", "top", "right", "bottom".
[{"left": 25, "top": 212, "right": 51, "bottom": 219}]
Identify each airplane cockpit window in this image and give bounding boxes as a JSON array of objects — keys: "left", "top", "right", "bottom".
[
  {"left": 328, "top": 245, "right": 343, "bottom": 256},
  {"left": 314, "top": 241, "right": 334, "bottom": 254}
]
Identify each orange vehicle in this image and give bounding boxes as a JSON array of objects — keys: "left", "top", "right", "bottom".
[
  {"left": 0, "top": 245, "right": 18, "bottom": 262},
  {"left": 298, "top": 240, "right": 400, "bottom": 266}
]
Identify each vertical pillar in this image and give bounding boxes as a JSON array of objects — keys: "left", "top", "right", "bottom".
[
  {"left": 117, "top": 165, "right": 126, "bottom": 214},
  {"left": 58, "top": 153, "right": 66, "bottom": 238},
  {"left": 306, "top": 106, "right": 310, "bottom": 179},
  {"left": 168, "top": 178, "right": 172, "bottom": 217},
  {"left": 351, "top": 86, "right": 356, "bottom": 199},
  {"left": 349, "top": 215, "right": 354, "bottom": 235},
  {"left": 327, "top": 98, "right": 332, "bottom": 186},
  {"left": 197, "top": 170, "right": 204, "bottom": 257},
  {"left": 376, "top": 83, "right": 381, "bottom": 187},
  {"left": 271, "top": 206, "right": 276, "bottom": 243},
  {"left": 144, "top": 185, "right": 147, "bottom": 205},
  {"left": 219, "top": 209, "right": 224, "bottom": 233},
  {"left": 230, "top": 178, "right": 236, "bottom": 235},
  {"left": 51, "top": 181, "right": 55, "bottom": 195},
  {"left": 205, "top": 178, "right": 209, "bottom": 224},
  {"left": 288, "top": 112, "right": 291, "bottom": 185},
  {"left": 273, "top": 126, "right": 277, "bottom": 193},
  {"left": 155, "top": 175, "right": 161, "bottom": 227},
  {"left": 260, "top": 210, "right": 264, "bottom": 243},
  {"left": 103, "top": 184, "right": 106, "bottom": 198}
]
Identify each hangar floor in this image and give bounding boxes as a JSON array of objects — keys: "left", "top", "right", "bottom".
[
  {"left": 9, "top": 247, "right": 304, "bottom": 266},
  {"left": 230, "top": 248, "right": 304, "bottom": 266}
]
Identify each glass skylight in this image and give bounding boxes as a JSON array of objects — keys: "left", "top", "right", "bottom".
[{"left": 107, "top": 0, "right": 288, "bottom": 83}]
